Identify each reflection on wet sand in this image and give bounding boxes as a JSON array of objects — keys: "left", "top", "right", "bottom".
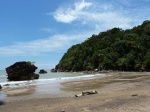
[
  {"left": 0, "top": 81, "right": 64, "bottom": 100},
  {"left": 0, "top": 92, "right": 6, "bottom": 104},
  {"left": 34, "top": 82, "right": 64, "bottom": 95},
  {"left": 61, "top": 73, "right": 150, "bottom": 91},
  {"left": 2, "top": 85, "right": 36, "bottom": 97}
]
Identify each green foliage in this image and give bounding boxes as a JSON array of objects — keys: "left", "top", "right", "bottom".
[
  {"left": 26, "top": 61, "right": 35, "bottom": 65},
  {"left": 57, "top": 20, "right": 150, "bottom": 71}
]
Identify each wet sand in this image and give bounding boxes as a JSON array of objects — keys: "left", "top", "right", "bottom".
[{"left": 0, "top": 72, "right": 150, "bottom": 112}]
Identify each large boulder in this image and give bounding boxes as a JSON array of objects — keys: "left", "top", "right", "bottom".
[
  {"left": 0, "top": 85, "right": 2, "bottom": 90},
  {"left": 39, "top": 69, "right": 47, "bottom": 74},
  {"left": 6, "top": 61, "right": 39, "bottom": 81}
]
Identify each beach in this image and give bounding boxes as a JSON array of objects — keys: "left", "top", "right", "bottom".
[{"left": 0, "top": 72, "right": 150, "bottom": 112}]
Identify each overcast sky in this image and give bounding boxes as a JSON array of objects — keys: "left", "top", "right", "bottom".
[{"left": 0, "top": 0, "right": 150, "bottom": 70}]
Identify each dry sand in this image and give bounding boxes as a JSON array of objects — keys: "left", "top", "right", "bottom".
[{"left": 0, "top": 72, "right": 150, "bottom": 112}]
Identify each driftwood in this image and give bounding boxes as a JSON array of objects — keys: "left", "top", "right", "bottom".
[
  {"left": 60, "top": 110, "right": 65, "bottom": 112},
  {"left": 132, "top": 94, "right": 138, "bottom": 97},
  {"left": 75, "top": 90, "right": 98, "bottom": 97}
]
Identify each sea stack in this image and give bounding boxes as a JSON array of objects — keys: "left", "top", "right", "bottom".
[
  {"left": 6, "top": 61, "right": 39, "bottom": 81},
  {"left": 39, "top": 69, "right": 47, "bottom": 74}
]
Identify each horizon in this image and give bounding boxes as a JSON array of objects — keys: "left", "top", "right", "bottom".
[{"left": 0, "top": 0, "right": 150, "bottom": 70}]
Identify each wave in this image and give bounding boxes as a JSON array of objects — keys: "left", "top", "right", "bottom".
[
  {"left": 34, "top": 73, "right": 107, "bottom": 83},
  {"left": 0, "top": 73, "right": 108, "bottom": 89}
]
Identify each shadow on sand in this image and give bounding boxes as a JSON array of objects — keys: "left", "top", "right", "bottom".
[{"left": 0, "top": 100, "right": 5, "bottom": 106}]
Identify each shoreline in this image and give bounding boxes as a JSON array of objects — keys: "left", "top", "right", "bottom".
[
  {"left": 0, "top": 72, "right": 108, "bottom": 97},
  {"left": 0, "top": 72, "right": 150, "bottom": 111}
]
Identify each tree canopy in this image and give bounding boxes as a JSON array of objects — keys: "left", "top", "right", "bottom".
[{"left": 56, "top": 20, "right": 150, "bottom": 72}]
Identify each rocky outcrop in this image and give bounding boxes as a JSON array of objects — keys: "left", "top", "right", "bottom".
[
  {"left": 0, "top": 85, "right": 2, "bottom": 90},
  {"left": 51, "top": 68, "right": 57, "bottom": 72},
  {"left": 34, "top": 73, "right": 39, "bottom": 79},
  {"left": 6, "top": 61, "right": 39, "bottom": 81},
  {"left": 39, "top": 69, "right": 47, "bottom": 74}
]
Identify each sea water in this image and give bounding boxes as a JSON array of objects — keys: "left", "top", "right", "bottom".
[
  {"left": 0, "top": 70, "right": 108, "bottom": 99},
  {"left": 0, "top": 70, "right": 7, "bottom": 83},
  {"left": 0, "top": 70, "right": 107, "bottom": 91}
]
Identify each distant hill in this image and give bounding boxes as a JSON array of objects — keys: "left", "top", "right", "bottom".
[{"left": 55, "top": 20, "right": 150, "bottom": 72}]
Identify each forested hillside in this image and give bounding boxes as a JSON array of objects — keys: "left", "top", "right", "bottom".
[{"left": 56, "top": 20, "right": 150, "bottom": 72}]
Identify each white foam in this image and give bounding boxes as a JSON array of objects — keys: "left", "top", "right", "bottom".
[
  {"left": 0, "top": 80, "right": 31, "bottom": 85},
  {"left": 0, "top": 74, "right": 107, "bottom": 89},
  {"left": 35, "top": 73, "right": 106, "bottom": 82}
]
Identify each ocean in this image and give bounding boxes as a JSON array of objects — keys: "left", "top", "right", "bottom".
[
  {"left": 0, "top": 70, "right": 109, "bottom": 100},
  {"left": 0, "top": 70, "right": 107, "bottom": 90}
]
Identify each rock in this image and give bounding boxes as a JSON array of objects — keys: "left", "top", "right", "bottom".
[
  {"left": 39, "top": 69, "right": 47, "bottom": 74},
  {"left": 6, "top": 61, "right": 39, "bottom": 81},
  {"left": 4, "top": 84, "right": 10, "bottom": 86},
  {"left": 34, "top": 73, "right": 39, "bottom": 79},
  {"left": 0, "top": 85, "right": 2, "bottom": 90},
  {"left": 51, "top": 68, "right": 57, "bottom": 72}
]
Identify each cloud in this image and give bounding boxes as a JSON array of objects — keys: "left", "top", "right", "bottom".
[
  {"left": 35, "top": 63, "right": 55, "bottom": 69},
  {"left": 53, "top": 0, "right": 92, "bottom": 23},
  {"left": 1, "top": 0, "right": 150, "bottom": 57},
  {"left": 52, "top": 0, "right": 132, "bottom": 30},
  {"left": 0, "top": 31, "right": 93, "bottom": 56},
  {"left": 40, "top": 28, "right": 54, "bottom": 33},
  {"left": 52, "top": 0, "right": 150, "bottom": 32},
  {"left": 0, "top": 47, "right": 24, "bottom": 56}
]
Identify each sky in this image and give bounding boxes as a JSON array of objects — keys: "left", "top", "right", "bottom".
[{"left": 0, "top": 0, "right": 150, "bottom": 70}]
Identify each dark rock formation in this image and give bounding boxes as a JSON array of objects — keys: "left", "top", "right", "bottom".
[
  {"left": 4, "top": 84, "right": 10, "bottom": 86},
  {"left": 51, "top": 68, "right": 57, "bottom": 72},
  {"left": 39, "top": 69, "right": 47, "bottom": 74},
  {"left": 0, "top": 85, "right": 2, "bottom": 90},
  {"left": 6, "top": 61, "right": 39, "bottom": 81},
  {"left": 34, "top": 73, "right": 40, "bottom": 79}
]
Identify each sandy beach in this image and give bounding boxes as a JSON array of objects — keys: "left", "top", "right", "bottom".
[{"left": 0, "top": 72, "right": 150, "bottom": 112}]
